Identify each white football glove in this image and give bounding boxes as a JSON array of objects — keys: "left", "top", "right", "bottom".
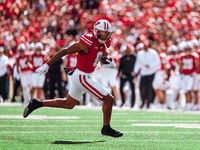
[
  {"left": 35, "top": 64, "right": 49, "bottom": 76},
  {"left": 102, "top": 58, "right": 116, "bottom": 69}
]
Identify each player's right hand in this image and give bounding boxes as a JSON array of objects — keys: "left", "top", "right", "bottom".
[{"left": 35, "top": 64, "right": 49, "bottom": 76}]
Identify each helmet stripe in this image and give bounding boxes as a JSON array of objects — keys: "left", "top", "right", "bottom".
[
  {"left": 104, "top": 22, "right": 106, "bottom": 30},
  {"left": 106, "top": 22, "right": 108, "bottom": 30}
]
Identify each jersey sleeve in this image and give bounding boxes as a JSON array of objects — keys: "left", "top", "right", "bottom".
[{"left": 80, "top": 34, "right": 93, "bottom": 48}]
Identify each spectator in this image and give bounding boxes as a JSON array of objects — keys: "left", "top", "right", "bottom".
[
  {"left": 0, "top": 46, "right": 8, "bottom": 102},
  {"left": 48, "top": 46, "right": 64, "bottom": 99},
  {"left": 117, "top": 44, "right": 137, "bottom": 108},
  {"left": 30, "top": 42, "right": 48, "bottom": 101},
  {"left": 16, "top": 44, "right": 32, "bottom": 105},
  {"left": 134, "top": 40, "right": 161, "bottom": 109}
]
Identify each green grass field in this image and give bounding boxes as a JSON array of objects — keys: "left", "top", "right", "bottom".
[{"left": 0, "top": 105, "right": 200, "bottom": 150}]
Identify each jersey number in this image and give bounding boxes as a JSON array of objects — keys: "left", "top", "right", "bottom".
[{"left": 93, "top": 52, "right": 103, "bottom": 67}]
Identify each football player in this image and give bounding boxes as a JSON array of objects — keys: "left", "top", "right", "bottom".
[
  {"left": 30, "top": 42, "right": 47, "bottom": 101},
  {"left": 16, "top": 44, "right": 32, "bottom": 105},
  {"left": 153, "top": 50, "right": 170, "bottom": 108},
  {"left": 23, "top": 19, "right": 123, "bottom": 137},
  {"left": 167, "top": 44, "right": 182, "bottom": 109},
  {"left": 191, "top": 39, "right": 200, "bottom": 110},
  {"left": 179, "top": 42, "right": 199, "bottom": 110}
]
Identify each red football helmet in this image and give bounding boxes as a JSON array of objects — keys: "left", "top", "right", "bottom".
[{"left": 93, "top": 19, "right": 112, "bottom": 44}]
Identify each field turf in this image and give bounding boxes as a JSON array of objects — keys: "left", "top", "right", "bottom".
[{"left": 0, "top": 105, "right": 200, "bottom": 150}]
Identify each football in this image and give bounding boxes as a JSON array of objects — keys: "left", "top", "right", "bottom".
[{"left": 100, "top": 56, "right": 112, "bottom": 64}]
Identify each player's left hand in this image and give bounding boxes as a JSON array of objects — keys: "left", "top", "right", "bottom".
[
  {"left": 102, "top": 58, "right": 116, "bottom": 69},
  {"left": 35, "top": 64, "right": 49, "bottom": 76}
]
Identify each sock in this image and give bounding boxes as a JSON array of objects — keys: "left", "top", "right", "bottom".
[
  {"left": 34, "top": 99, "right": 43, "bottom": 107},
  {"left": 103, "top": 125, "right": 111, "bottom": 128}
]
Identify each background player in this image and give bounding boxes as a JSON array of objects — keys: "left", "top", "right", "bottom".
[
  {"left": 23, "top": 19, "right": 123, "bottom": 138},
  {"left": 16, "top": 44, "right": 32, "bottom": 105},
  {"left": 179, "top": 42, "right": 199, "bottom": 111},
  {"left": 30, "top": 42, "right": 48, "bottom": 101},
  {"left": 153, "top": 50, "right": 170, "bottom": 108}
]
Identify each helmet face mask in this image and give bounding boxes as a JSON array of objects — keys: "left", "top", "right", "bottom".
[{"left": 93, "top": 19, "right": 112, "bottom": 44}]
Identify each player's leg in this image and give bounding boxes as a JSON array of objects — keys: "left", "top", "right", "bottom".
[
  {"left": 192, "top": 74, "right": 200, "bottom": 110},
  {"left": 111, "top": 86, "right": 120, "bottom": 106},
  {"left": 99, "top": 94, "right": 122, "bottom": 137},
  {"left": 31, "top": 87, "right": 35, "bottom": 98},
  {"left": 23, "top": 73, "right": 83, "bottom": 118},
  {"left": 12, "top": 79, "right": 20, "bottom": 102},
  {"left": 128, "top": 77, "right": 135, "bottom": 108},
  {"left": 79, "top": 74, "right": 123, "bottom": 137},
  {"left": 36, "top": 74, "right": 45, "bottom": 101},
  {"left": 162, "top": 90, "right": 166, "bottom": 104},
  {"left": 99, "top": 93, "right": 114, "bottom": 125},
  {"left": 119, "top": 78, "right": 126, "bottom": 107},
  {"left": 185, "top": 75, "right": 194, "bottom": 110},
  {"left": 0, "top": 74, "right": 6, "bottom": 101},
  {"left": 21, "top": 72, "right": 31, "bottom": 105},
  {"left": 23, "top": 94, "right": 78, "bottom": 118},
  {"left": 139, "top": 76, "right": 147, "bottom": 108},
  {"left": 36, "top": 87, "right": 41, "bottom": 100},
  {"left": 194, "top": 90, "right": 199, "bottom": 110},
  {"left": 43, "top": 94, "right": 78, "bottom": 108}
]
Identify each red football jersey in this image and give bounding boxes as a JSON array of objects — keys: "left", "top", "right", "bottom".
[
  {"left": 180, "top": 53, "right": 196, "bottom": 75},
  {"left": 77, "top": 33, "right": 111, "bottom": 73},
  {"left": 16, "top": 54, "right": 32, "bottom": 72},
  {"left": 31, "top": 53, "right": 47, "bottom": 72},
  {"left": 66, "top": 54, "right": 77, "bottom": 71},
  {"left": 168, "top": 55, "right": 179, "bottom": 68}
]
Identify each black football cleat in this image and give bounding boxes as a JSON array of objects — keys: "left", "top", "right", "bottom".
[
  {"left": 101, "top": 125, "right": 123, "bottom": 137},
  {"left": 23, "top": 98, "right": 42, "bottom": 118}
]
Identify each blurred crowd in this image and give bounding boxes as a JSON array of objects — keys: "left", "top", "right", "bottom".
[
  {"left": 1, "top": 0, "right": 200, "bottom": 111},
  {"left": 1, "top": 0, "right": 200, "bottom": 54}
]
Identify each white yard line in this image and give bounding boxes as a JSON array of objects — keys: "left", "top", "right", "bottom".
[
  {"left": 0, "top": 115, "right": 80, "bottom": 120},
  {"left": 0, "top": 125, "right": 100, "bottom": 127},
  {"left": 0, "top": 131, "right": 199, "bottom": 134},
  {"left": 132, "top": 123, "right": 200, "bottom": 129}
]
